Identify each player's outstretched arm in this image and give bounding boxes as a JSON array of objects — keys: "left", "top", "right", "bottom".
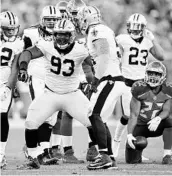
[{"left": 128, "top": 96, "right": 141, "bottom": 134}]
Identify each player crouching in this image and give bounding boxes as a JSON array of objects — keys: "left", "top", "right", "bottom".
[{"left": 126, "top": 61, "right": 172, "bottom": 164}]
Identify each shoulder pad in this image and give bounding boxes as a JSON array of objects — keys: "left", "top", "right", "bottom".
[
  {"left": 162, "top": 82, "right": 172, "bottom": 98},
  {"left": 131, "top": 80, "right": 148, "bottom": 99}
]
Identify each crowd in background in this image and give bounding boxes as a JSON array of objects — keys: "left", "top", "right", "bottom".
[{"left": 1, "top": 0, "right": 172, "bottom": 118}]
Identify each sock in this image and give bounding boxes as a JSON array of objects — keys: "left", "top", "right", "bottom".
[
  {"left": 52, "top": 113, "right": 62, "bottom": 135},
  {"left": 25, "top": 129, "right": 38, "bottom": 148},
  {"left": 40, "top": 142, "right": 50, "bottom": 153},
  {"left": 62, "top": 136, "right": 73, "bottom": 147},
  {"left": 0, "top": 142, "right": 7, "bottom": 155},
  {"left": 27, "top": 147, "right": 38, "bottom": 158},
  {"left": 163, "top": 127, "right": 172, "bottom": 150},
  {"left": 114, "top": 117, "right": 127, "bottom": 142},
  {"left": 38, "top": 123, "right": 52, "bottom": 144},
  {"left": 64, "top": 146, "right": 72, "bottom": 153},
  {"left": 105, "top": 123, "right": 113, "bottom": 156},
  {"left": 0, "top": 113, "right": 9, "bottom": 142},
  {"left": 89, "top": 114, "right": 107, "bottom": 151},
  {"left": 87, "top": 126, "right": 97, "bottom": 148},
  {"left": 51, "top": 134, "right": 62, "bottom": 147}
]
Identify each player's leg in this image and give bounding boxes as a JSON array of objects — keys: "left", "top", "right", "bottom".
[
  {"left": 18, "top": 90, "right": 61, "bottom": 169},
  {"left": 50, "top": 111, "right": 63, "bottom": 160},
  {"left": 60, "top": 112, "right": 84, "bottom": 163},
  {"left": 162, "top": 117, "right": 172, "bottom": 164},
  {"left": 0, "top": 85, "right": 12, "bottom": 169}
]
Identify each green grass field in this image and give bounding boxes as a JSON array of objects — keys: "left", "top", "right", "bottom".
[{"left": 1, "top": 123, "right": 172, "bottom": 175}]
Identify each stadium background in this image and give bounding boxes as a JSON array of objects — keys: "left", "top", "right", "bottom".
[{"left": 1, "top": 0, "right": 172, "bottom": 119}]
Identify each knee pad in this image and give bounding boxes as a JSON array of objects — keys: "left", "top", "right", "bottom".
[
  {"left": 125, "top": 142, "right": 143, "bottom": 164},
  {"left": 25, "top": 121, "right": 39, "bottom": 130}
]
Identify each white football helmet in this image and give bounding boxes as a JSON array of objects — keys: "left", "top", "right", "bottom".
[
  {"left": 77, "top": 5, "right": 101, "bottom": 34},
  {"left": 0, "top": 11, "right": 20, "bottom": 42},
  {"left": 53, "top": 19, "right": 76, "bottom": 49},
  {"left": 56, "top": 1, "right": 70, "bottom": 19},
  {"left": 145, "top": 61, "right": 166, "bottom": 87},
  {"left": 40, "top": 5, "right": 61, "bottom": 32},
  {"left": 127, "top": 13, "right": 147, "bottom": 39}
]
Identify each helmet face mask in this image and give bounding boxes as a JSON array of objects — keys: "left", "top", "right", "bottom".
[
  {"left": 56, "top": 1, "right": 70, "bottom": 19},
  {"left": 145, "top": 61, "right": 166, "bottom": 87},
  {"left": 127, "top": 13, "right": 147, "bottom": 39},
  {"left": 53, "top": 19, "right": 76, "bottom": 50},
  {"left": 0, "top": 11, "right": 20, "bottom": 42}
]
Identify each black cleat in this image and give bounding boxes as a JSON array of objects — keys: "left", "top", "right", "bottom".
[
  {"left": 108, "top": 157, "right": 118, "bottom": 170},
  {"left": 63, "top": 149, "right": 84, "bottom": 164},
  {"left": 87, "top": 153, "right": 112, "bottom": 170},
  {"left": 86, "top": 145, "right": 99, "bottom": 162},
  {"left": 51, "top": 147, "right": 63, "bottom": 160},
  {"left": 0, "top": 155, "right": 7, "bottom": 170},
  {"left": 162, "top": 155, "right": 172, "bottom": 165},
  {"left": 17, "top": 156, "right": 40, "bottom": 170}
]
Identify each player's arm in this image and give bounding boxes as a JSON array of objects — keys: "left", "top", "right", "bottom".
[
  {"left": 150, "top": 40, "right": 164, "bottom": 61},
  {"left": 92, "top": 38, "right": 110, "bottom": 79},
  {"left": 128, "top": 96, "right": 141, "bottom": 134},
  {"left": 18, "top": 46, "right": 43, "bottom": 70},
  {"left": 6, "top": 53, "right": 20, "bottom": 89},
  {"left": 82, "top": 55, "right": 94, "bottom": 84}
]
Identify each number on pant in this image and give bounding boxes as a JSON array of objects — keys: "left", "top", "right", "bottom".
[
  {"left": 129, "top": 47, "right": 148, "bottom": 66},
  {"left": 1, "top": 47, "right": 13, "bottom": 66},
  {"left": 50, "top": 56, "right": 75, "bottom": 76}
]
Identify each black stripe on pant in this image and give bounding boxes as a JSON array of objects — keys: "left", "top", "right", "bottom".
[
  {"left": 92, "top": 81, "right": 114, "bottom": 115},
  {"left": 29, "top": 76, "right": 35, "bottom": 100}
]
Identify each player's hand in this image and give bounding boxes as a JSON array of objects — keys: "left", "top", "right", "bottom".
[
  {"left": 147, "top": 116, "right": 161, "bottom": 131},
  {"left": 18, "top": 69, "right": 28, "bottom": 83},
  {"left": 127, "top": 134, "right": 136, "bottom": 149},
  {"left": 0, "top": 86, "right": 11, "bottom": 101},
  {"left": 91, "top": 77, "right": 99, "bottom": 93},
  {"left": 144, "top": 29, "right": 155, "bottom": 41}
]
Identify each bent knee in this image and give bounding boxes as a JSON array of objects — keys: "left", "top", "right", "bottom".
[{"left": 25, "top": 120, "right": 39, "bottom": 129}]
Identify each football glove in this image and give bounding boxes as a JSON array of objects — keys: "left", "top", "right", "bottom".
[
  {"left": 0, "top": 86, "right": 11, "bottom": 101},
  {"left": 144, "top": 29, "right": 155, "bottom": 41},
  {"left": 147, "top": 116, "right": 161, "bottom": 131},
  {"left": 127, "top": 134, "right": 136, "bottom": 149},
  {"left": 18, "top": 69, "right": 28, "bottom": 83},
  {"left": 91, "top": 77, "right": 99, "bottom": 93}
]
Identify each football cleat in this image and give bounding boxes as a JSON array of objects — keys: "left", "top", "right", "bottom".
[
  {"left": 87, "top": 153, "right": 112, "bottom": 170},
  {"left": 63, "top": 149, "right": 84, "bottom": 164},
  {"left": 37, "top": 148, "right": 59, "bottom": 165},
  {"left": 108, "top": 157, "right": 118, "bottom": 170},
  {"left": 86, "top": 145, "right": 99, "bottom": 162},
  {"left": 51, "top": 147, "right": 63, "bottom": 160},
  {"left": 17, "top": 156, "right": 40, "bottom": 170},
  {"left": 162, "top": 155, "right": 172, "bottom": 165},
  {"left": 0, "top": 155, "right": 7, "bottom": 169}
]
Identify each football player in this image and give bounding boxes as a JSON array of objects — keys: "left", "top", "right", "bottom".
[
  {"left": 17, "top": 19, "right": 93, "bottom": 169},
  {"left": 0, "top": 11, "right": 24, "bottom": 169},
  {"left": 50, "top": 2, "right": 89, "bottom": 164},
  {"left": 22, "top": 5, "right": 62, "bottom": 165},
  {"left": 126, "top": 61, "right": 172, "bottom": 164},
  {"left": 113, "top": 13, "right": 164, "bottom": 159},
  {"left": 77, "top": 5, "right": 126, "bottom": 170}
]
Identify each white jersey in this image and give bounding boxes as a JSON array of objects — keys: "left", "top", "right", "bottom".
[
  {"left": 116, "top": 34, "right": 153, "bottom": 80},
  {"left": 23, "top": 27, "right": 47, "bottom": 80},
  {"left": 0, "top": 37, "right": 24, "bottom": 85},
  {"left": 36, "top": 39, "right": 89, "bottom": 94},
  {"left": 86, "top": 24, "right": 122, "bottom": 78}
]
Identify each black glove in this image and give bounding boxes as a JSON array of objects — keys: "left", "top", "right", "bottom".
[
  {"left": 91, "top": 77, "right": 99, "bottom": 93},
  {"left": 18, "top": 69, "right": 28, "bottom": 83}
]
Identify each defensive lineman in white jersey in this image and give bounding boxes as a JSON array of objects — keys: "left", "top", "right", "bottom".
[
  {"left": 113, "top": 13, "right": 164, "bottom": 158},
  {"left": 77, "top": 5, "right": 126, "bottom": 170},
  {"left": 17, "top": 19, "right": 92, "bottom": 169},
  {"left": 0, "top": 11, "right": 24, "bottom": 169}
]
